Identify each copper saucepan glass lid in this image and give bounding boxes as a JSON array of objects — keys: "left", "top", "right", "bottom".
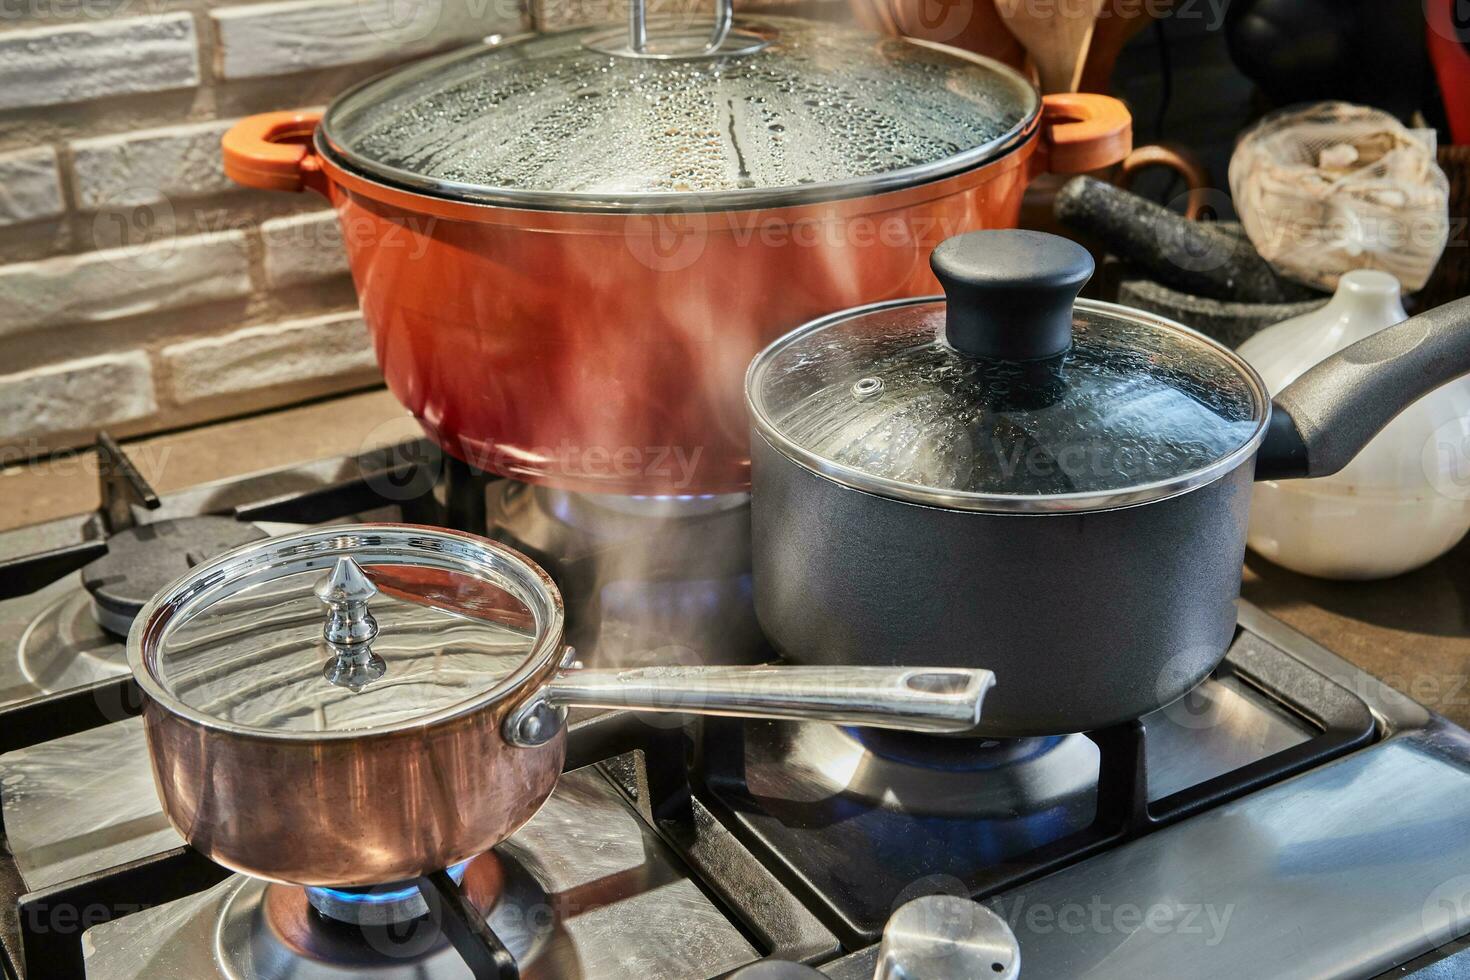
[
  {"left": 126, "top": 526, "right": 564, "bottom": 737},
  {"left": 316, "top": 16, "right": 1039, "bottom": 212},
  {"left": 746, "top": 231, "right": 1272, "bottom": 514}
]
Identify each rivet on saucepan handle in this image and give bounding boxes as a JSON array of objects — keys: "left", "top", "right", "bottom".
[{"left": 315, "top": 556, "right": 386, "bottom": 691}]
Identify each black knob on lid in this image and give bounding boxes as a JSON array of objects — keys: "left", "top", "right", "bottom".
[{"left": 931, "top": 229, "right": 1094, "bottom": 361}]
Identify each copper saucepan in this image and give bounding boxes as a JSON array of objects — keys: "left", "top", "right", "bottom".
[{"left": 127, "top": 524, "right": 994, "bottom": 888}]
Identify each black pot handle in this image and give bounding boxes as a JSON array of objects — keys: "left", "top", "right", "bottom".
[{"left": 1256, "top": 295, "right": 1470, "bottom": 480}]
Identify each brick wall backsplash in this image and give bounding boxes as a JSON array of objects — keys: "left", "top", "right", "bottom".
[
  {"left": 0, "top": 0, "right": 528, "bottom": 456},
  {"left": 0, "top": 0, "right": 844, "bottom": 457}
]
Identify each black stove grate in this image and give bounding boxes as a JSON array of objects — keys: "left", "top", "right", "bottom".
[
  {"left": 0, "top": 435, "right": 457, "bottom": 608},
  {"left": 689, "top": 631, "right": 1378, "bottom": 948}
]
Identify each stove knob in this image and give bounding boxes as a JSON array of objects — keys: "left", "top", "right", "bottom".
[
  {"left": 729, "top": 961, "right": 826, "bottom": 978},
  {"left": 875, "top": 895, "right": 1019, "bottom": 980}
]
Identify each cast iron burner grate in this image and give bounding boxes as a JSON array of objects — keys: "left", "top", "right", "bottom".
[
  {"left": 0, "top": 433, "right": 472, "bottom": 611},
  {"left": 687, "top": 634, "right": 1377, "bottom": 948}
]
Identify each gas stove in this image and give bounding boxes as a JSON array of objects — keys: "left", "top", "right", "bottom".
[{"left": 1, "top": 434, "right": 1468, "bottom": 979}]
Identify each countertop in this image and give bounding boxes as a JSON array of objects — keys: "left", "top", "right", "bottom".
[
  {"left": 1243, "top": 544, "right": 1470, "bottom": 729},
  {"left": 4, "top": 388, "right": 1469, "bottom": 729}
]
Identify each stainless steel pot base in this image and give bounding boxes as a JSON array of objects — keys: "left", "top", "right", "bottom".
[{"left": 486, "top": 480, "right": 762, "bottom": 668}]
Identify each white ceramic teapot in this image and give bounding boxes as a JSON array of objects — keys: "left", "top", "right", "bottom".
[{"left": 1240, "top": 269, "right": 1470, "bottom": 579}]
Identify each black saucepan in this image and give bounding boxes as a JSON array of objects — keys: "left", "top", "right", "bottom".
[{"left": 746, "top": 229, "right": 1470, "bottom": 737}]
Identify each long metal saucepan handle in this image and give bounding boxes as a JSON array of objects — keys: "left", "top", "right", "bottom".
[
  {"left": 1256, "top": 295, "right": 1470, "bottom": 480},
  {"left": 505, "top": 665, "right": 994, "bottom": 747}
]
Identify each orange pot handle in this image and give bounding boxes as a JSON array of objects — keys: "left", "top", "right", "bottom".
[
  {"left": 1036, "top": 93, "right": 1133, "bottom": 175},
  {"left": 222, "top": 110, "right": 327, "bottom": 196},
  {"left": 1112, "top": 143, "right": 1211, "bottom": 219}
]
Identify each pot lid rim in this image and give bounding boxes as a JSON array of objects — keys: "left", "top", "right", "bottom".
[
  {"left": 126, "top": 524, "right": 565, "bottom": 742},
  {"left": 745, "top": 297, "right": 1273, "bottom": 514},
  {"left": 314, "top": 23, "right": 1043, "bottom": 214}
]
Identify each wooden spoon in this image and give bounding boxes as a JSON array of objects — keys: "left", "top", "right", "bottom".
[{"left": 995, "top": 0, "right": 1106, "bottom": 93}]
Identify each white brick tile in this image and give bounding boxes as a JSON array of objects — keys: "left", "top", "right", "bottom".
[
  {"left": 72, "top": 119, "right": 235, "bottom": 209},
  {"left": 260, "top": 210, "right": 349, "bottom": 287},
  {"left": 0, "top": 231, "right": 251, "bottom": 337},
  {"left": 0, "top": 351, "right": 156, "bottom": 442},
  {"left": 162, "top": 310, "right": 378, "bottom": 403},
  {"left": 0, "top": 147, "right": 64, "bottom": 227},
  {"left": 212, "top": 0, "right": 523, "bottom": 79},
  {"left": 0, "top": 14, "right": 200, "bottom": 112}
]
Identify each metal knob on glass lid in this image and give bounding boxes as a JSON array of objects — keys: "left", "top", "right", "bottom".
[
  {"left": 582, "top": 0, "right": 768, "bottom": 59},
  {"left": 127, "top": 524, "right": 998, "bottom": 888},
  {"left": 745, "top": 228, "right": 1267, "bottom": 513}
]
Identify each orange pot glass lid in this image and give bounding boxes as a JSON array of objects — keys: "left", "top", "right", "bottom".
[{"left": 316, "top": 17, "right": 1039, "bottom": 212}]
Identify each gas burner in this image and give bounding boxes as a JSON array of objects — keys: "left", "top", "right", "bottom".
[
  {"left": 80, "top": 516, "right": 268, "bottom": 635},
  {"left": 217, "top": 853, "right": 553, "bottom": 979},
  {"left": 304, "top": 861, "right": 472, "bottom": 926},
  {"left": 488, "top": 481, "right": 763, "bottom": 667},
  {"left": 798, "top": 725, "right": 1100, "bottom": 818},
  {"left": 17, "top": 588, "right": 128, "bottom": 694},
  {"left": 541, "top": 487, "right": 751, "bottom": 527}
]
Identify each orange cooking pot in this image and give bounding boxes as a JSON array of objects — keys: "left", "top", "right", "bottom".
[{"left": 224, "top": 16, "right": 1130, "bottom": 496}]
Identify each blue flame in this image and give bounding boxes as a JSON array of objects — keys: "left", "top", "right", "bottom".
[{"left": 309, "top": 859, "right": 470, "bottom": 907}]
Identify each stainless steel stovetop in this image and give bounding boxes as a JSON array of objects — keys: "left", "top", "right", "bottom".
[{"left": 1, "top": 438, "right": 1468, "bottom": 979}]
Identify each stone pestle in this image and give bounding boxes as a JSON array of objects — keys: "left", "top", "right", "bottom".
[{"left": 1053, "top": 176, "right": 1320, "bottom": 305}]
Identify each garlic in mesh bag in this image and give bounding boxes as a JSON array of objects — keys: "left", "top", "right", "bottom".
[{"left": 1229, "top": 102, "right": 1449, "bottom": 291}]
